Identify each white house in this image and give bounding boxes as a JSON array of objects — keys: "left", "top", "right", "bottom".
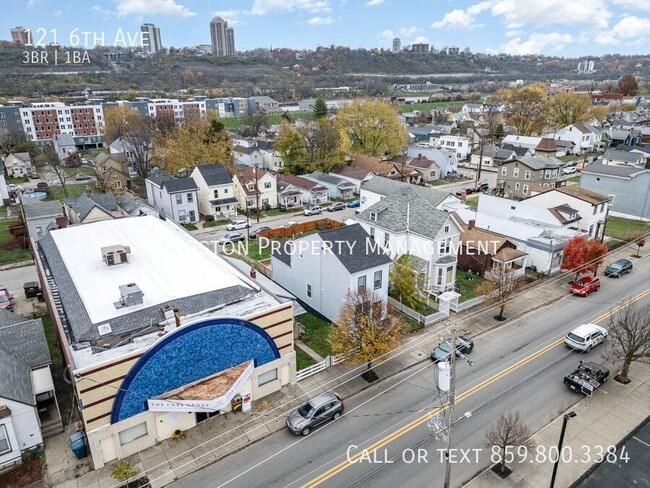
[
  {"left": 359, "top": 176, "right": 459, "bottom": 213},
  {"left": 233, "top": 145, "right": 264, "bottom": 168},
  {"left": 0, "top": 310, "right": 63, "bottom": 471},
  {"left": 305, "top": 171, "right": 356, "bottom": 200},
  {"left": 256, "top": 141, "right": 284, "bottom": 172},
  {"left": 277, "top": 174, "right": 328, "bottom": 207},
  {"left": 501, "top": 135, "right": 543, "bottom": 152},
  {"left": 271, "top": 224, "right": 392, "bottom": 323},
  {"left": 526, "top": 186, "right": 610, "bottom": 239},
  {"left": 52, "top": 133, "right": 77, "bottom": 163},
  {"left": 428, "top": 134, "right": 471, "bottom": 160},
  {"left": 554, "top": 124, "right": 604, "bottom": 155},
  {"left": 4, "top": 153, "right": 31, "bottom": 179},
  {"left": 21, "top": 200, "right": 64, "bottom": 240},
  {"left": 110, "top": 138, "right": 135, "bottom": 164},
  {"left": 329, "top": 166, "right": 374, "bottom": 193},
  {"left": 145, "top": 169, "right": 199, "bottom": 224},
  {"left": 191, "top": 163, "right": 238, "bottom": 219},
  {"left": 354, "top": 186, "right": 463, "bottom": 294},
  {"left": 406, "top": 146, "right": 459, "bottom": 177},
  {"left": 602, "top": 149, "right": 645, "bottom": 167},
  {"left": 0, "top": 159, "right": 9, "bottom": 206},
  {"left": 232, "top": 167, "right": 278, "bottom": 211}
]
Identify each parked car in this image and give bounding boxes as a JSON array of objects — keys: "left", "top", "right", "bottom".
[
  {"left": 282, "top": 221, "right": 298, "bottom": 228},
  {"left": 563, "top": 164, "right": 578, "bottom": 175},
  {"left": 7, "top": 184, "right": 20, "bottom": 192},
  {"left": 570, "top": 276, "right": 601, "bottom": 296},
  {"left": 0, "top": 287, "right": 13, "bottom": 312},
  {"left": 36, "top": 182, "right": 49, "bottom": 190},
  {"left": 249, "top": 226, "right": 272, "bottom": 239},
  {"left": 286, "top": 392, "right": 344, "bottom": 436},
  {"left": 564, "top": 323, "right": 608, "bottom": 352},
  {"left": 431, "top": 335, "right": 474, "bottom": 362},
  {"left": 226, "top": 219, "right": 249, "bottom": 231},
  {"left": 347, "top": 200, "right": 361, "bottom": 208},
  {"left": 74, "top": 174, "right": 92, "bottom": 181},
  {"left": 455, "top": 187, "right": 475, "bottom": 197},
  {"left": 475, "top": 183, "right": 489, "bottom": 192},
  {"left": 304, "top": 206, "right": 323, "bottom": 216},
  {"left": 604, "top": 259, "right": 633, "bottom": 278},
  {"left": 327, "top": 202, "right": 346, "bottom": 212},
  {"left": 218, "top": 233, "right": 245, "bottom": 245}
]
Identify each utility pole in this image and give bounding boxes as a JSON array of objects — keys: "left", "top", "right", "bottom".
[
  {"left": 443, "top": 328, "right": 457, "bottom": 488},
  {"left": 255, "top": 163, "right": 260, "bottom": 223}
]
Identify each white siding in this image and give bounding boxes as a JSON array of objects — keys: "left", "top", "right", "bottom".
[{"left": 0, "top": 397, "right": 42, "bottom": 454}]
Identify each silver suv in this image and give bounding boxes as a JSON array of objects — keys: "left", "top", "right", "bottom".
[{"left": 286, "top": 392, "right": 344, "bottom": 436}]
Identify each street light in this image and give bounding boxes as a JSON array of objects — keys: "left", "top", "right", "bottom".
[{"left": 549, "top": 411, "right": 577, "bottom": 488}]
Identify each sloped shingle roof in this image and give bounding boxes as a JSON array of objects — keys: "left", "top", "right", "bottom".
[{"left": 196, "top": 163, "right": 233, "bottom": 186}]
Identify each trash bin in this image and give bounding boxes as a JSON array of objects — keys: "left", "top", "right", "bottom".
[
  {"left": 70, "top": 431, "right": 88, "bottom": 460},
  {"left": 23, "top": 281, "right": 40, "bottom": 299}
]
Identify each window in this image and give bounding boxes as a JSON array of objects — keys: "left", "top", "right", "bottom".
[
  {"left": 374, "top": 270, "right": 382, "bottom": 290},
  {"left": 118, "top": 422, "right": 148, "bottom": 446},
  {"left": 307, "top": 283, "right": 312, "bottom": 298},
  {"left": 258, "top": 368, "right": 278, "bottom": 386},
  {"left": 0, "top": 425, "right": 10, "bottom": 454},
  {"left": 383, "top": 232, "right": 390, "bottom": 248},
  {"left": 369, "top": 212, "right": 377, "bottom": 222},
  {"left": 522, "top": 184, "right": 529, "bottom": 195},
  {"left": 515, "top": 182, "right": 520, "bottom": 190},
  {"left": 224, "top": 188, "right": 228, "bottom": 194},
  {"left": 213, "top": 190, "right": 219, "bottom": 198},
  {"left": 189, "top": 210, "right": 196, "bottom": 221},
  {"left": 187, "top": 193, "right": 194, "bottom": 203},
  {"left": 369, "top": 227, "right": 375, "bottom": 239},
  {"left": 175, "top": 194, "right": 183, "bottom": 205},
  {"left": 444, "top": 225, "right": 450, "bottom": 233},
  {"left": 36, "top": 226, "right": 43, "bottom": 237},
  {"left": 437, "top": 268, "right": 443, "bottom": 286},
  {"left": 592, "top": 205, "right": 597, "bottom": 215},
  {"left": 178, "top": 210, "right": 186, "bottom": 221},
  {"left": 524, "top": 170, "right": 531, "bottom": 180},
  {"left": 264, "top": 182, "right": 272, "bottom": 189},
  {"left": 358, "top": 275, "right": 367, "bottom": 294},
  {"left": 501, "top": 166, "right": 507, "bottom": 176},
  {"left": 513, "top": 167, "right": 519, "bottom": 178}
]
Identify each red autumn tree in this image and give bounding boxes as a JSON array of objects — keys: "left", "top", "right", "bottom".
[
  {"left": 560, "top": 235, "right": 608, "bottom": 282},
  {"left": 617, "top": 75, "right": 639, "bottom": 96}
]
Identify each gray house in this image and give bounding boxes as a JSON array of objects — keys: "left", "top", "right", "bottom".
[
  {"left": 305, "top": 171, "right": 356, "bottom": 200},
  {"left": 21, "top": 200, "right": 64, "bottom": 240},
  {"left": 580, "top": 163, "right": 650, "bottom": 220},
  {"left": 497, "top": 155, "right": 563, "bottom": 198},
  {"left": 145, "top": 169, "right": 199, "bottom": 224}
]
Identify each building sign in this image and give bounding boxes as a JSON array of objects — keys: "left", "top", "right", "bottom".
[{"left": 147, "top": 361, "right": 254, "bottom": 413}]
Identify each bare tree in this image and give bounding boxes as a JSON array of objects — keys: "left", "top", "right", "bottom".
[
  {"left": 242, "top": 108, "right": 268, "bottom": 137},
  {"left": 603, "top": 300, "right": 650, "bottom": 384},
  {"left": 476, "top": 265, "right": 522, "bottom": 321},
  {"left": 42, "top": 144, "right": 69, "bottom": 198},
  {"left": 486, "top": 411, "right": 534, "bottom": 475},
  {"left": 123, "top": 118, "right": 154, "bottom": 179}
]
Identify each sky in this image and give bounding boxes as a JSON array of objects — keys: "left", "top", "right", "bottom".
[{"left": 2, "top": 0, "right": 649, "bottom": 57}]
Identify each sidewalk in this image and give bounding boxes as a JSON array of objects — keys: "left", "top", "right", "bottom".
[
  {"left": 466, "top": 362, "right": 650, "bottom": 488},
  {"left": 42, "top": 244, "right": 646, "bottom": 488}
]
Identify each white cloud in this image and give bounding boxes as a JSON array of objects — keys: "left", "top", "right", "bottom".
[
  {"left": 53, "top": 10, "right": 63, "bottom": 16},
  {"left": 27, "top": 0, "right": 39, "bottom": 8},
  {"left": 251, "top": 0, "right": 331, "bottom": 15},
  {"left": 413, "top": 35, "right": 430, "bottom": 44},
  {"left": 490, "top": 0, "right": 611, "bottom": 29},
  {"left": 366, "top": 0, "right": 384, "bottom": 5},
  {"left": 505, "top": 30, "right": 521, "bottom": 38},
  {"left": 91, "top": 5, "right": 111, "bottom": 16},
  {"left": 399, "top": 26, "right": 420, "bottom": 37},
  {"left": 612, "top": 0, "right": 650, "bottom": 11},
  {"left": 307, "top": 16, "right": 334, "bottom": 25},
  {"left": 500, "top": 32, "right": 573, "bottom": 55},
  {"left": 213, "top": 10, "right": 244, "bottom": 26},
  {"left": 595, "top": 15, "right": 650, "bottom": 45},
  {"left": 114, "top": 0, "right": 196, "bottom": 18},
  {"left": 431, "top": 1, "right": 493, "bottom": 30},
  {"left": 380, "top": 29, "right": 395, "bottom": 42}
]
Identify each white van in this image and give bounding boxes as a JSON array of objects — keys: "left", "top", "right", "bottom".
[{"left": 565, "top": 323, "right": 608, "bottom": 352}]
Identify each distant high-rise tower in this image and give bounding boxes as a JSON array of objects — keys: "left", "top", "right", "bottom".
[
  {"left": 210, "top": 17, "right": 235, "bottom": 56},
  {"left": 11, "top": 26, "right": 30, "bottom": 45},
  {"left": 141, "top": 23, "right": 162, "bottom": 54},
  {"left": 392, "top": 37, "right": 401, "bottom": 53}
]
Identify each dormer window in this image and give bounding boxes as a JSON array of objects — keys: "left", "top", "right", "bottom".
[{"left": 369, "top": 212, "right": 377, "bottom": 222}]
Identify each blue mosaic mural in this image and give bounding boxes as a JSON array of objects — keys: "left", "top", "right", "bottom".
[{"left": 110, "top": 317, "right": 280, "bottom": 423}]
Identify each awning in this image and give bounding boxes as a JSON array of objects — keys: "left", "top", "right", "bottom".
[
  {"left": 147, "top": 361, "right": 254, "bottom": 413},
  {"left": 209, "top": 197, "right": 239, "bottom": 206}
]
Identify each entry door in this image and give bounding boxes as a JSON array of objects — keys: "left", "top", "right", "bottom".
[{"left": 196, "top": 411, "right": 219, "bottom": 423}]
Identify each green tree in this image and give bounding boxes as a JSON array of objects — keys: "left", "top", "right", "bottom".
[
  {"left": 336, "top": 98, "right": 408, "bottom": 157},
  {"left": 389, "top": 254, "right": 418, "bottom": 308},
  {"left": 550, "top": 93, "right": 592, "bottom": 127},
  {"left": 313, "top": 98, "right": 328, "bottom": 118},
  {"left": 275, "top": 120, "right": 307, "bottom": 167},
  {"left": 103, "top": 106, "right": 141, "bottom": 145},
  {"left": 496, "top": 84, "right": 549, "bottom": 136}
]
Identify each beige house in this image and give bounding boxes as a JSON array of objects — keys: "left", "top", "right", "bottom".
[
  {"left": 497, "top": 155, "right": 564, "bottom": 198},
  {"left": 94, "top": 153, "right": 131, "bottom": 193},
  {"left": 232, "top": 167, "right": 278, "bottom": 211},
  {"left": 191, "top": 163, "right": 238, "bottom": 219},
  {"left": 4, "top": 153, "right": 32, "bottom": 178}
]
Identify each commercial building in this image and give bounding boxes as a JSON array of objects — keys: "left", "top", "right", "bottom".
[
  {"left": 10, "top": 26, "right": 30, "bottom": 45},
  {"left": 210, "top": 17, "right": 235, "bottom": 56},
  {"left": 34, "top": 216, "right": 295, "bottom": 468},
  {"left": 140, "top": 23, "right": 162, "bottom": 54},
  {"left": 392, "top": 37, "right": 401, "bottom": 53},
  {"left": 19, "top": 102, "right": 104, "bottom": 147}
]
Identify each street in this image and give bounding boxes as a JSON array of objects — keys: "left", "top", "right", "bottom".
[{"left": 168, "top": 255, "right": 650, "bottom": 488}]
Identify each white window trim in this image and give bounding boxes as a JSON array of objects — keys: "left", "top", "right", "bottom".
[{"left": 258, "top": 368, "right": 278, "bottom": 387}]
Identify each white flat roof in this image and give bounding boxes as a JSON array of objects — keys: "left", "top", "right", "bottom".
[{"left": 50, "top": 216, "right": 257, "bottom": 324}]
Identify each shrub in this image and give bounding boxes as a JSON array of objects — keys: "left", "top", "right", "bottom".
[
  {"left": 171, "top": 429, "right": 185, "bottom": 442},
  {"left": 112, "top": 461, "right": 138, "bottom": 484}
]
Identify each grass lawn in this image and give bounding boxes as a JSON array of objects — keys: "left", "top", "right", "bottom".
[
  {"left": 7, "top": 176, "right": 29, "bottom": 184},
  {"left": 219, "top": 111, "right": 313, "bottom": 130},
  {"left": 295, "top": 346, "right": 317, "bottom": 370},
  {"left": 182, "top": 223, "right": 198, "bottom": 231},
  {"left": 64, "top": 166, "right": 95, "bottom": 178},
  {"left": 263, "top": 207, "right": 304, "bottom": 217},
  {"left": 296, "top": 312, "right": 332, "bottom": 357},
  {"left": 388, "top": 290, "right": 436, "bottom": 315},
  {"left": 456, "top": 268, "right": 486, "bottom": 302},
  {"left": 0, "top": 219, "right": 31, "bottom": 265},
  {"left": 401, "top": 313, "right": 423, "bottom": 333},
  {"left": 465, "top": 197, "right": 478, "bottom": 211},
  {"left": 399, "top": 101, "right": 466, "bottom": 113},
  {"left": 38, "top": 314, "right": 61, "bottom": 360},
  {"left": 202, "top": 219, "right": 229, "bottom": 228},
  {"left": 605, "top": 216, "right": 650, "bottom": 241},
  {"left": 45, "top": 184, "right": 90, "bottom": 201},
  {"left": 567, "top": 175, "right": 581, "bottom": 183},
  {"left": 245, "top": 238, "right": 275, "bottom": 261}
]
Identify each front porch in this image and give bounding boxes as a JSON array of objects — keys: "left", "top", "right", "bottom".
[{"left": 492, "top": 248, "right": 528, "bottom": 277}]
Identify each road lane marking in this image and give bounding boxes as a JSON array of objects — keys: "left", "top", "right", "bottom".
[{"left": 301, "top": 288, "right": 650, "bottom": 487}]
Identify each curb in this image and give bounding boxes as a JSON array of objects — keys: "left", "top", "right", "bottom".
[{"left": 0, "top": 259, "right": 35, "bottom": 271}]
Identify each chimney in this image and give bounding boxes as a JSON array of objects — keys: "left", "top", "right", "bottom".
[
  {"left": 55, "top": 215, "right": 67, "bottom": 229},
  {"left": 418, "top": 153, "right": 422, "bottom": 158},
  {"left": 173, "top": 307, "right": 181, "bottom": 328},
  {"left": 468, "top": 219, "right": 475, "bottom": 230}
]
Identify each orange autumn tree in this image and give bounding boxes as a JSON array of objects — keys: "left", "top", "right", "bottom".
[{"left": 560, "top": 235, "right": 608, "bottom": 282}]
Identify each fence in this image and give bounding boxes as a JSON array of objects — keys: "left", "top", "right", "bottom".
[
  {"left": 388, "top": 297, "right": 448, "bottom": 326},
  {"left": 258, "top": 218, "right": 343, "bottom": 240},
  {"left": 450, "top": 296, "right": 485, "bottom": 313},
  {"left": 295, "top": 352, "right": 351, "bottom": 381}
]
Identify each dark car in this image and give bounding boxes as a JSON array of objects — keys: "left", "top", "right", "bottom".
[
  {"left": 36, "top": 182, "right": 49, "bottom": 190},
  {"left": 570, "top": 276, "right": 601, "bottom": 296},
  {"left": 431, "top": 335, "right": 474, "bottom": 362},
  {"left": 249, "top": 226, "right": 272, "bottom": 239},
  {"left": 476, "top": 183, "right": 489, "bottom": 192},
  {"left": 286, "top": 392, "right": 344, "bottom": 436},
  {"left": 604, "top": 259, "right": 633, "bottom": 278},
  {"left": 328, "top": 202, "right": 346, "bottom": 212},
  {"left": 347, "top": 200, "right": 361, "bottom": 208}
]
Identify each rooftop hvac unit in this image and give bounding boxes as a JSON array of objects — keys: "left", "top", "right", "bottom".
[
  {"left": 101, "top": 245, "right": 131, "bottom": 266},
  {"left": 114, "top": 283, "right": 144, "bottom": 309}
]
